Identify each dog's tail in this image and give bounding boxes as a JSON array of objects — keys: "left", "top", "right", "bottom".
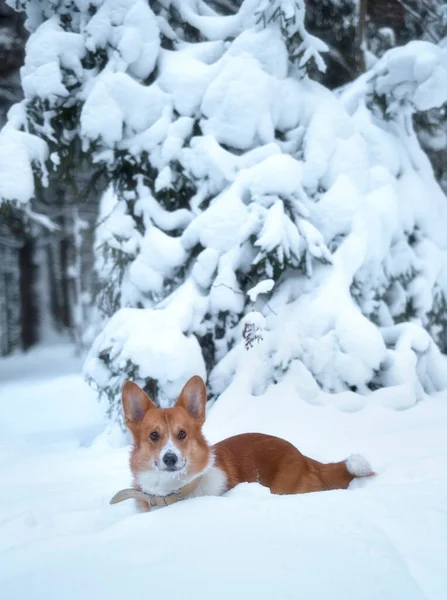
[
  {"left": 345, "top": 454, "right": 375, "bottom": 479},
  {"left": 315, "top": 454, "right": 375, "bottom": 491}
]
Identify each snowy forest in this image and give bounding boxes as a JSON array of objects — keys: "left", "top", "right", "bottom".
[
  {"left": 2, "top": 0, "right": 447, "bottom": 413},
  {"left": 1, "top": 1, "right": 447, "bottom": 598}
]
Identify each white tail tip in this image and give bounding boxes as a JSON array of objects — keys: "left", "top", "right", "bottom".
[{"left": 346, "top": 454, "right": 373, "bottom": 478}]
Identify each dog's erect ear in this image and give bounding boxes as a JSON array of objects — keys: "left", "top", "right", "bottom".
[
  {"left": 122, "top": 381, "right": 156, "bottom": 424},
  {"left": 176, "top": 376, "right": 207, "bottom": 426}
]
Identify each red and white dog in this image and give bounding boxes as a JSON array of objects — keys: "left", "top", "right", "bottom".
[{"left": 111, "top": 375, "right": 374, "bottom": 511}]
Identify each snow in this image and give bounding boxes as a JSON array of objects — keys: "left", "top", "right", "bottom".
[
  {"left": 158, "top": 49, "right": 217, "bottom": 117},
  {"left": 242, "top": 153, "right": 304, "bottom": 197},
  {"left": 254, "top": 200, "right": 301, "bottom": 263},
  {"left": 85, "top": 0, "right": 160, "bottom": 80},
  {"left": 84, "top": 307, "right": 207, "bottom": 412},
  {"left": 227, "top": 26, "right": 289, "bottom": 78},
  {"left": 0, "top": 127, "right": 48, "bottom": 205},
  {"left": 201, "top": 54, "right": 274, "bottom": 150},
  {"left": 247, "top": 279, "right": 274, "bottom": 301},
  {"left": 128, "top": 226, "right": 187, "bottom": 295},
  {"left": 372, "top": 41, "right": 447, "bottom": 113},
  {"left": 210, "top": 249, "right": 245, "bottom": 314},
  {"left": 136, "top": 189, "right": 193, "bottom": 232},
  {"left": 2, "top": 345, "right": 447, "bottom": 599},
  {"left": 21, "top": 19, "right": 86, "bottom": 103},
  {"left": 81, "top": 75, "right": 169, "bottom": 146},
  {"left": 191, "top": 196, "right": 247, "bottom": 252},
  {"left": 167, "top": 0, "right": 261, "bottom": 41}
]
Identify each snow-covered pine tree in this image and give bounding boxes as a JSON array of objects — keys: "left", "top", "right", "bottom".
[
  {"left": 84, "top": 0, "right": 332, "bottom": 417},
  {"left": 0, "top": 0, "right": 27, "bottom": 126},
  {"left": 306, "top": 0, "right": 447, "bottom": 209},
  {"left": 402, "top": 2, "right": 447, "bottom": 199},
  {"left": 86, "top": 1, "right": 447, "bottom": 418},
  {"left": 1, "top": 0, "right": 447, "bottom": 422}
]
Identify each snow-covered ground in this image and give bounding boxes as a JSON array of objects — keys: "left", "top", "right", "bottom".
[{"left": 1, "top": 344, "right": 447, "bottom": 600}]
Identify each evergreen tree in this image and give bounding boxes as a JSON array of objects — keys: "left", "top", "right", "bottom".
[{"left": 0, "top": 0, "right": 27, "bottom": 126}]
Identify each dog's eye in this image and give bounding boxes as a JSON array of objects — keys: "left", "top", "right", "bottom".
[
  {"left": 149, "top": 431, "right": 160, "bottom": 442},
  {"left": 177, "top": 430, "right": 187, "bottom": 440}
]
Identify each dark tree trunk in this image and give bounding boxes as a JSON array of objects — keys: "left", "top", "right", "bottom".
[
  {"left": 19, "top": 239, "right": 39, "bottom": 349},
  {"left": 355, "top": 0, "right": 368, "bottom": 74},
  {"left": 47, "top": 241, "right": 63, "bottom": 331},
  {"left": 59, "top": 233, "right": 72, "bottom": 329}
]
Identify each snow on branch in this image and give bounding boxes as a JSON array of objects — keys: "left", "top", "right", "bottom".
[
  {"left": 256, "top": 0, "right": 328, "bottom": 72},
  {"left": 344, "top": 41, "right": 447, "bottom": 118},
  {"left": 0, "top": 126, "right": 48, "bottom": 206},
  {"left": 372, "top": 41, "right": 447, "bottom": 115}
]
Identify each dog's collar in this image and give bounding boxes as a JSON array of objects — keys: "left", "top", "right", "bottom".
[
  {"left": 110, "top": 477, "right": 201, "bottom": 508},
  {"left": 146, "top": 477, "right": 201, "bottom": 507}
]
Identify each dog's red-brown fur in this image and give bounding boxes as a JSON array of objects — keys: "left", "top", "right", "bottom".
[
  {"left": 214, "top": 433, "right": 356, "bottom": 494},
  {"left": 122, "top": 376, "right": 374, "bottom": 511}
]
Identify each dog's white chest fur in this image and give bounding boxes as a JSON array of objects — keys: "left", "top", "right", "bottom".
[
  {"left": 136, "top": 463, "right": 227, "bottom": 501},
  {"left": 189, "top": 464, "right": 227, "bottom": 498}
]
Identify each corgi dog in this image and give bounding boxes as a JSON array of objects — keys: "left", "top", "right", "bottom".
[{"left": 111, "top": 375, "right": 374, "bottom": 511}]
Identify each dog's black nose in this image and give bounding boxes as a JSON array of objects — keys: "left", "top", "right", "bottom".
[{"left": 163, "top": 452, "right": 178, "bottom": 467}]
